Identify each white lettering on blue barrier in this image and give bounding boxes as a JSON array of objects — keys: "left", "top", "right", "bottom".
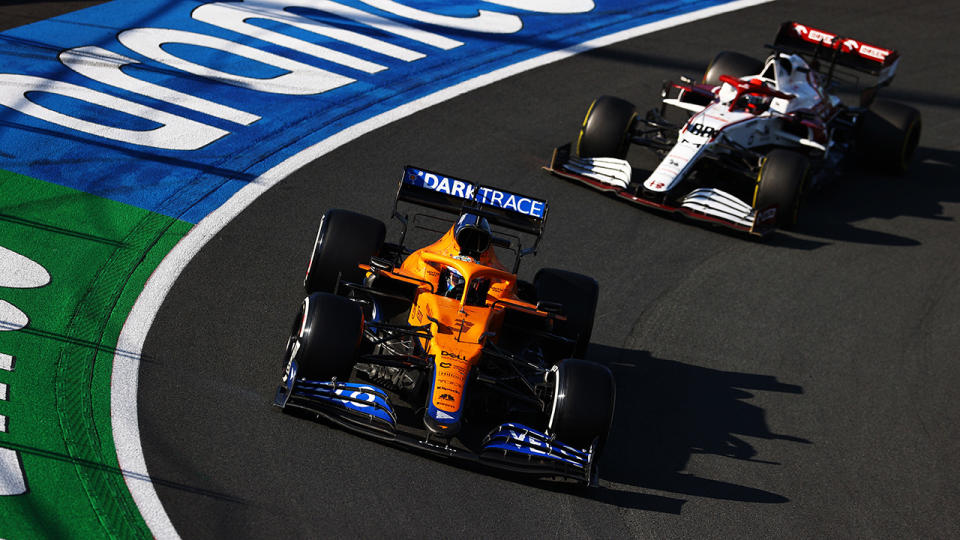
[
  {"left": 358, "top": 0, "right": 522, "bottom": 33},
  {"left": 0, "top": 1, "right": 604, "bottom": 149},
  {"left": 0, "top": 74, "right": 229, "bottom": 150},
  {"left": 192, "top": 1, "right": 464, "bottom": 71},
  {"left": 60, "top": 46, "right": 260, "bottom": 126},
  {"left": 118, "top": 28, "right": 353, "bottom": 95}
]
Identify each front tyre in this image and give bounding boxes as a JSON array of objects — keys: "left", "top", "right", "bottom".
[
  {"left": 285, "top": 292, "right": 363, "bottom": 381},
  {"left": 858, "top": 99, "right": 922, "bottom": 174},
  {"left": 304, "top": 209, "right": 386, "bottom": 294},
  {"left": 534, "top": 268, "right": 599, "bottom": 359},
  {"left": 753, "top": 149, "right": 810, "bottom": 229},
  {"left": 548, "top": 358, "right": 616, "bottom": 450},
  {"left": 577, "top": 95, "right": 637, "bottom": 159}
]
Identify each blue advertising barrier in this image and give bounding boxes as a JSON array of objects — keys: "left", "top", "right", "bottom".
[{"left": 0, "top": 0, "right": 742, "bottom": 223}]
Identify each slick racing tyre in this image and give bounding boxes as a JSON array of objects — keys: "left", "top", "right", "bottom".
[
  {"left": 754, "top": 149, "right": 810, "bottom": 229},
  {"left": 857, "top": 99, "right": 922, "bottom": 175},
  {"left": 703, "top": 51, "right": 764, "bottom": 87},
  {"left": 548, "top": 358, "right": 616, "bottom": 450},
  {"left": 534, "top": 268, "right": 599, "bottom": 359},
  {"left": 304, "top": 209, "right": 386, "bottom": 294},
  {"left": 286, "top": 292, "right": 364, "bottom": 380},
  {"left": 577, "top": 95, "right": 637, "bottom": 159}
]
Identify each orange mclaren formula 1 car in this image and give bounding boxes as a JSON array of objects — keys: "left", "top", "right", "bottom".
[{"left": 273, "top": 166, "right": 615, "bottom": 485}]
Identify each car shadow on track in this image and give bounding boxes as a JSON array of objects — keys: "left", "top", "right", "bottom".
[
  {"left": 783, "top": 146, "right": 960, "bottom": 247},
  {"left": 605, "top": 144, "right": 958, "bottom": 250},
  {"left": 589, "top": 343, "right": 808, "bottom": 507}
]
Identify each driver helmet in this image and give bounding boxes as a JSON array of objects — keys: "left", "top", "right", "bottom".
[
  {"left": 743, "top": 79, "right": 772, "bottom": 112},
  {"left": 454, "top": 212, "right": 491, "bottom": 258},
  {"left": 744, "top": 92, "right": 771, "bottom": 110},
  {"left": 440, "top": 266, "right": 465, "bottom": 299}
]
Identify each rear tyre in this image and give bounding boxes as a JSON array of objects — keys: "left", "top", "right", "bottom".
[
  {"left": 754, "top": 149, "right": 810, "bottom": 229},
  {"left": 577, "top": 95, "right": 637, "bottom": 159},
  {"left": 549, "top": 358, "right": 616, "bottom": 450},
  {"left": 534, "top": 268, "right": 599, "bottom": 359},
  {"left": 703, "top": 51, "right": 763, "bottom": 87},
  {"left": 287, "top": 292, "right": 363, "bottom": 380},
  {"left": 304, "top": 209, "right": 386, "bottom": 294},
  {"left": 858, "top": 99, "right": 922, "bottom": 174}
]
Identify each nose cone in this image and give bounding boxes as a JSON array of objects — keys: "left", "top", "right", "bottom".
[{"left": 423, "top": 409, "right": 461, "bottom": 438}]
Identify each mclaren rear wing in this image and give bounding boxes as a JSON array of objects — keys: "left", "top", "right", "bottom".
[
  {"left": 774, "top": 21, "right": 900, "bottom": 86},
  {"left": 393, "top": 165, "right": 547, "bottom": 237}
]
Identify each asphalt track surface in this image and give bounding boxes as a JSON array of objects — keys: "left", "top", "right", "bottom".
[{"left": 10, "top": 1, "right": 959, "bottom": 538}]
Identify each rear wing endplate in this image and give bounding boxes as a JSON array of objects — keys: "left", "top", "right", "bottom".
[
  {"left": 394, "top": 165, "right": 547, "bottom": 237},
  {"left": 774, "top": 21, "right": 900, "bottom": 85}
]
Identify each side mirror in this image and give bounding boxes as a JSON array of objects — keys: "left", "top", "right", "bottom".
[
  {"left": 370, "top": 257, "right": 394, "bottom": 271},
  {"left": 536, "top": 300, "right": 563, "bottom": 314}
]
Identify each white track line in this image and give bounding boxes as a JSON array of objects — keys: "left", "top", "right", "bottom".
[{"left": 111, "top": 1, "right": 772, "bottom": 537}]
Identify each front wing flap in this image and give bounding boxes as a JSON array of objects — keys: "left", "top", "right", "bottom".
[
  {"left": 481, "top": 423, "right": 595, "bottom": 484},
  {"left": 544, "top": 143, "right": 777, "bottom": 236},
  {"left": 274, "top": 363, "right": 596, "bottom": 484}
]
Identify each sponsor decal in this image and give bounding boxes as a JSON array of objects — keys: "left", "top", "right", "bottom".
[
  {"left": 680, "top": 137, "right": 704, "bottom": 148},
  {"left": 451, "top": 319, "right": 474, "bottom": 333},
  {"left": 686, "top": 122, "right": 719, "bottom": 139},
  {"left": 791, "top": 22, "right": 891, "bottom": 62},
  {"left": 406, "top": 168, "right": 546, "bottom": 218},
  {"left": 440, "top": 350, "right": 465, "bottom": 361}
]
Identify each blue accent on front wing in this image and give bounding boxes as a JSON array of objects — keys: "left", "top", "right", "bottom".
[
  {"left": 293, "top": 379, "right": 397, "bottom": 427},
  {"left": 0, "top": 0, "right": 742, "bottom": 224},
  {"left": 482, "top": 423, "right": 590, "bottom": 468}
]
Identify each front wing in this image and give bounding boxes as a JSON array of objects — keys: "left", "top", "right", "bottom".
[
  {"left": 544, "top": 144, "right": 777, "bottom": 237},
  {"left": 274, "top": 358, "right": 597, "bottom": 485}
]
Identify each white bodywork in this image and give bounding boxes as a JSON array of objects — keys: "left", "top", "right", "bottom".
[
  {"left": 568, "top": 53, "right": 838, "bottom": 226},
  {"left": 644, "top": 53, "right": 834, "bottom": 194}
]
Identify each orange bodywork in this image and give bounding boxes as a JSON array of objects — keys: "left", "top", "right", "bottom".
[{"left": 367, "top": 226, "right": 554, "bottom": 432}]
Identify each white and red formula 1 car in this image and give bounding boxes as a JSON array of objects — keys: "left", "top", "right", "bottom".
[{"left": 545, "top": 21, "right": 921, "bottom": 236}]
